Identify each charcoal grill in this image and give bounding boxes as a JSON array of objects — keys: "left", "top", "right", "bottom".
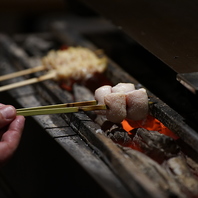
[{"left": 0, "top": 2, "right": 198, "bottom": 198}]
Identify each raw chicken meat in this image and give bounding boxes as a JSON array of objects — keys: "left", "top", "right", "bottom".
[
  {"left": 104, "top": 93, "right": 127, "bottom": 123},
  {"left": 94, "top": 83, "right": 148, "bottom": 123},
  {"left": 126, "top": 88, "right": 149, "bottom": 120},
  {"left": 112, "top": 83, "right": 135, "bottom": 93}
]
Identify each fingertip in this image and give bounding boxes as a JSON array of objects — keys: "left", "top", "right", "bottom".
[
  {"left": 15, "top": 115, "right": 26, "bottom": 130},
  {"left": 16, "top": 115, "right": 25, "bottom": 121},
  {"left": 0, "top": 105, "right": 16, "bottom": 120}
]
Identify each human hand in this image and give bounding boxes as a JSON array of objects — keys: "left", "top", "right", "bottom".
[{"left": 0, "top": 104, "right": 25, "bottom": 167}]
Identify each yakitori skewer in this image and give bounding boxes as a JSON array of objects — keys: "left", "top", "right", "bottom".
[
  {"left": 16, "top": 99, "right": 153, "bottom": 117},
  {"left": 0, "top": 71, "right": 55, "bottom": 92},
  {"left": 0, "top": 65, "right": 45, "bottom": 82},
  {"left": 0, "top": 46, "right": 107, "bottom": 92},
  {"left": 16, "top": 83, "right": 153, "bottom": 119}
]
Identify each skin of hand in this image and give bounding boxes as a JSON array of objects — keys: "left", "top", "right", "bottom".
[{"left": 0, "top": 104, "right": 25, "bottom": 167}]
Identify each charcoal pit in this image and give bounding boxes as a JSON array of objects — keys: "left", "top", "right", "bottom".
[{"left": 0, "top": 19, "right": 198, "bottom": 198}]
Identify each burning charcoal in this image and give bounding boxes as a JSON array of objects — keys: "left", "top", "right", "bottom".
[
  {"left": 94, "top": 115, "right": 133, "bottom": 147},
  {"left": 163, "top": 156, "right": 198, "bottom": 197},
  {"left": 186, "top": 156, "right": 198, "bottom": 177},
  {"left": 131, "top": 128, "right": 180, "bottom": 163},
  {"left": 94, "top": 114, "right": 108, "bottom": 126},
  {"left": 107, "top": 127, "right": 133, "bottom": 147},
  {"left": 94, "top": 114, "right": 123, "bottom": 130},
  {"left": 120, "top": 146, "right": 186, "bottom": 198}
]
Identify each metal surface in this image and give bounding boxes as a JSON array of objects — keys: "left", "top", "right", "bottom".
[
  {"left": 177, "top": 72, "right": 198, "bottom": 94},
  {"left": 77, "top": 0, "right": 198, "bottom": 92}
]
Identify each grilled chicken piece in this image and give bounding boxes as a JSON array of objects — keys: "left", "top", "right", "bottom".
[
  {"left": 42, "top": 46, "right": 107, "bottom": 81},
  {"left": 112, "top": 83, "right": 135, "bottom": 93},
  {"left": 126, "top": 88, "right": 148, "bottom": 121},
  {"left": 94, "top": 83, "right": 148, "bottom": 123},
  {"left": 104, "top": 93, "right": 127, "bottom": 123},
  {"left": 95, "top": 85, "right": 112, "bottom": 104},
  {"left": 95, "top": 85, "right": 112, "bottom": 115}
]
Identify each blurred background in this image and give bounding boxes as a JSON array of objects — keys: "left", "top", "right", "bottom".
[
  {"left": 0, "top": 0, "right": 100, "bottom": 34},
  {"left": 0, "top": 0, "right": 66, "bottom": 34}
]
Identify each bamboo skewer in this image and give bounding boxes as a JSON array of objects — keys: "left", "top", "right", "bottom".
[
  {"left": 17, "top": 100, "right": 97, "bottom": 112},
  {"left": 16, "top": 100, "right": 154, "bottom": 117},
  {"left": 17, "top": 105, "right": 107, "bottom": 116},
  {"left": 0, "top": 71, "right": 56, "bottom": 92},
  {"left": 0, "top": 65, "right": 45, "bottom": 82},
  {"left": 16, "top": 100, "right": 107, "bottom": 116}
]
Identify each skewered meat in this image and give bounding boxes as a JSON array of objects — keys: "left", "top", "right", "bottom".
[
  {"left": 104, "top": 93, "right": 127, "bottom": 123},
  {"left": 112, "top": 83, "right": 135, "bottom": 93},
  {"left": 95, "top": 85, "right": 112, "bottom": 104},
  {"left": 94, "top": 83, "right": 149, "bottom": 123},
  {"left": 0, "top": 46, "right": 108, "bottom": 93},
  {"left": 41, "top": 46, "right": 107, "bottom": 81},
  {"left": 126, "top": 88, "right": 149, "bottom": 120},
  {"left": 95, "top": 85, "right": 112, "bottom": 115}
]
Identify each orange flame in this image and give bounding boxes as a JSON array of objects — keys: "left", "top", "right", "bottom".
[{"left": 122, "top": 115, "right": 179, "bottom": 140}]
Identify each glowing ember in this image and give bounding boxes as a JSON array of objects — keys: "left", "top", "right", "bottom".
[
  {"left": 122, "top": 115, "right": 179, "bottom": 140},
  {"left": 59, "top": 45, "right": 69, "bottom": 50}
]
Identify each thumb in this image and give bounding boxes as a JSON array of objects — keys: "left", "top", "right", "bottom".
[{"left": 0, "top": 104, "right": 16, "bottom": 128}]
